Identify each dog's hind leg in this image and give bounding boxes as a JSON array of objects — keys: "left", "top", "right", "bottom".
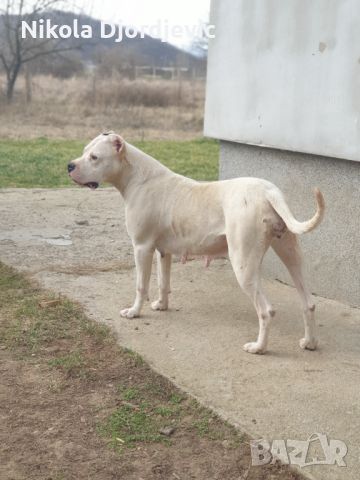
[
  {"left": 271, "top": 231, "right": 317, "bottom": 350},
  {"left": 120, "top": 245, "right": 154, "bottom": 318},
  {"left": 152, "top": 251, "right": 172, "bottom": 311},
  {"left": 227, "top": 224, "right": 274, "bottom": 354}
]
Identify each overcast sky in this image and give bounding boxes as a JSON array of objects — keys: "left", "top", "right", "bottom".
[{"left": 77, "top": 0, "right": 211, "bottom": 46}]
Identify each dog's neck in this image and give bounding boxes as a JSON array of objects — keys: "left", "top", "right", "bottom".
[{"left": 111, "top": 142, "right": 171, "bottom": 200}]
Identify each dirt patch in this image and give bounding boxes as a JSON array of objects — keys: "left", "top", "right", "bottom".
[{"left": 0, "top": 262, "right": 302, "bottom": 480}]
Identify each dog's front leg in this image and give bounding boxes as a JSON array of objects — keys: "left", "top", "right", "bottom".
[
  {"left": 120, "top": 245, "right": 154, "bottom": 318},
  {"left": 151, "top": 251, "right": 172, "bottom": 311}
]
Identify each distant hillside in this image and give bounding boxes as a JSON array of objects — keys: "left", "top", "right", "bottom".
[{"left": 20, "top": 10, "right": 206, "bottom": 70}]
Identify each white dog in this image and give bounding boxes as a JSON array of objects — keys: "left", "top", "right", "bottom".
[{"left": 68, "top": 132, "right": 325, "bottom": 354}]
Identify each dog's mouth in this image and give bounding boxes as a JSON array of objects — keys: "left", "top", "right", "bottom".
[
  {"left": 84, "top": 182, "right": 99, "bottom": 190},
  {"left": 71, "top": 178, "right": 99, "bottom": 190}
]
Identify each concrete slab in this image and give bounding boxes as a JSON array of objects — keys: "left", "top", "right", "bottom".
[{"left": 1, "top": 188, "right": 359, "bottom": 480}]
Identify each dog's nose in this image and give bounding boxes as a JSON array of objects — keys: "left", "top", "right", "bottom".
[{"left": 68, "top": 162, "right": 76, "bottom": 173}]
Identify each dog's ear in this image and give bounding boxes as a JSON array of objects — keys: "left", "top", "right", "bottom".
[
  {"left": 113, "top": 136, "right": 123, "bottom": 153},
  {"left": 109, "top": 134, "right": 125, "bottom": 158}
]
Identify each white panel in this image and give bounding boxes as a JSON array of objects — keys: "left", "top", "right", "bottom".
[{"left": 204, "top": 0, "right": 360, "bottom": 162}]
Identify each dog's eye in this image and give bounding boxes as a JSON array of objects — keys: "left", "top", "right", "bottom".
[{"left": 90, "top": 154, "right": 98, "bottom": 160}]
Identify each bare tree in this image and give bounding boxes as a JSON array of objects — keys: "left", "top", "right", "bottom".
[{"left": 0, "top": 0, "right": 79, "bottom": 101}]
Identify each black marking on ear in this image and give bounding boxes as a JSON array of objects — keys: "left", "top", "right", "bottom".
[{"left": 102, "top": 132, "right": 110, "bottom": 136}]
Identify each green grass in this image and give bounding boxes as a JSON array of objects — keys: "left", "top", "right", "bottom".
[
  {"left": 99, "top": 380, "right": 183, "bottom": 449},
  {"left": 48, "top": 351, "right": 86, "bottom": 377},
  {"left": 99, "top": 403, "right": 167, "bottom": 448},
  {"left": 193, "top": 412, "right": 218, "bottom": 438},
  {"left": 121, "top": 387, "right": 140, "bottom": 401},
  {"left": 0, "top": 262, "right": 110, "bottom": 355},
  {"left": 0, "top": 137, "right": 219, "bottom": 188}
]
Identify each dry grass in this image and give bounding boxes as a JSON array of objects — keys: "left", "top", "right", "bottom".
[
  {"left": 81, "top": 75, "right": 203, "bottom": 108},
  {"left": 0, "top": 74, "right": 206, "bottom": 140}
]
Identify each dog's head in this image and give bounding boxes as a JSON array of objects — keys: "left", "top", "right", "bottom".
[{"left": 67, "top": 132, "right": 125, "bottom": 189}]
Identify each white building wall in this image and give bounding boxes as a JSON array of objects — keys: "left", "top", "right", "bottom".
[{"left": 204, "top": 0, "right": 360, "bottom": 162}]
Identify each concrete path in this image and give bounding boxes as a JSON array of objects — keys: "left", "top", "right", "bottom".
[{"left": 1, "top": 188, "right": 359, "bottom": 480}]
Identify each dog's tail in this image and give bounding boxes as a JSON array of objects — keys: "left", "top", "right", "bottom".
[{"left": 266, "top": 187, "right": 325, "bottom": 235}]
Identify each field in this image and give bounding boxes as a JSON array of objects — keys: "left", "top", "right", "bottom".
[
  {"left": 0, "top": 137, "right": 219, "bottom": 188},
  {"left": 0, "top": 74, "right": 206, "bottom": 141},
  {"left": 0, "top": 74, "right": 218, "bottom": 187}
]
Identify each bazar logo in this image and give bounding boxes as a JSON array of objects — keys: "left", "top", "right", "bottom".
[{"left": 251, "top": 433, "right": 347, "bottom": 468}]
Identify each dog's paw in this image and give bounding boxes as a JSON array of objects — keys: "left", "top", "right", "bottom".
[
  {"left": 151, "top": 299, "right": 168, "bottom": 311},
  {"left": 299, "top": 337, "right": 318, "bottom": 350},
  {"left": 243, "top": 342, "right": 266, "bottom": 354},
  {"left": 120, "top": 307, "right": 139, "bottom": 319}
]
